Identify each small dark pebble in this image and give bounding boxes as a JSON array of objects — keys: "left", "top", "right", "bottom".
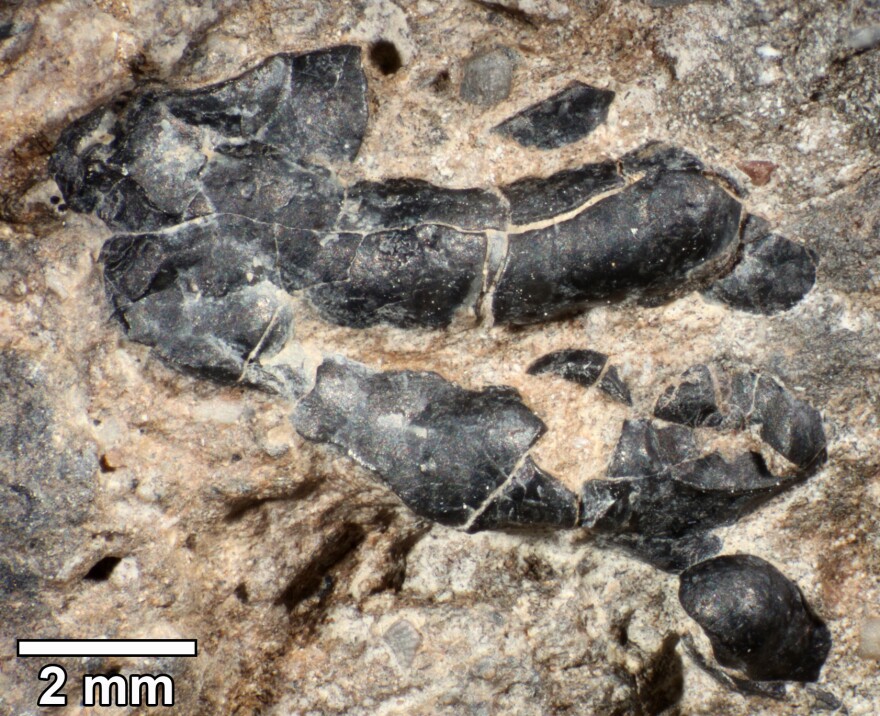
[
  {"left": 460, "top": 46, "right": 516, "bottom": 107},
  {"left": 679, "top": 554, "right": 831, "bottom": 682},
  {"left": 492, "top": 81, "right": 615, "bottom": 150}
]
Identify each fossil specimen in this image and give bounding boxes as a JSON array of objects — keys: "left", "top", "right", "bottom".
[
  {"left": 491, "top": 81, "right": 615, "bottom": 149},
  {"left": 527, "top": 349, "right": 632, "bottom": 405},
  {"left": 679, "top": 555, "right": 832, "bottom": 682},
  {"left": 50, "top": 44, "right": 830, "bottom": 686}
]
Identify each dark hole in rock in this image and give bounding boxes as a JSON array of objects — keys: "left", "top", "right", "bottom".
[
  {"left": 276, "top": 523, "right": 365, "bottom": 612},
  {"left": 234, "top": 583, "right": 249, "bottom": 604},
  {"left": 369, "top": 40, "right": 402, "bottom": 75},
  {"left": 612, "top": 613, "right": 632, "bottom": 646},
  {"left": 431, "top": 69, "right": 451, "bottom": 93},
  {"left": 49, "top": 195, "right": 61, "bottom": 205},
  {"left": 98, "top": 454, "right": 116, "bottom": 473},
  {"left": 637, "top": 634, "right": 684, "bottom": 714},
  {"left": 84, "top": 556, "right": 122, "bottom": 581},
  {"left": 231, "top": 453, "right": 242, "bottom": 462}
]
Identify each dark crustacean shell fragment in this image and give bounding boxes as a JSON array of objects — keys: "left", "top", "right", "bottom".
[
  {"left": 527, "top": 349, "right": 632, "bottom": 405},
  {"left": 581, "top": 420, "right": 802, "bottom": 571},
  {"left": 492, "top": 81, "right": 615, "bottom": 150},
  {"left": 50, "top": 46, "right": 367, "bottom": 234},
  {"left": 49, "top": 44, "right": 825, "bottom": 545},
  {"left": 722, "top": 370, "right": 827, "bottom": 470},
  {"left": 293, "top": 356, "right": 577, "bottom": 529},
  {"left": 527, "top": 349, "right": 607, "bottom": 387},
  {"left": 597, "top": 366, "right": 632, "bottom": 406},
  {"left": 500, "top": 161, "right": 623, "bottom": 224},
  {"left": 679, "top": 554, "right": 831, "bottom": 682},
  {"left": 654, "top": 364, "right": 723, "bottom": 428},
  {"left": 306, "top": 224, "right": 488, "bottom": 329},
  {"left": 705, "top": 234, "right": 818, "bottom": 314},
  {"left": 339, "top": 178, "right": 508, "bottom": 232},
  {"left": 491, "top": 171, "right": 743, "bottom": 325}
]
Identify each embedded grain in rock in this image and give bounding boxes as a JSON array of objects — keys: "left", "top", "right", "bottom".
[{"left": 460, "top": 46, "right": 517, "bottom": 107}]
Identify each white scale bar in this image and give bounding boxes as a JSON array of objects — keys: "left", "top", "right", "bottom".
[{"left": 17, "top": 640, "right": 197, "bottom": 657}]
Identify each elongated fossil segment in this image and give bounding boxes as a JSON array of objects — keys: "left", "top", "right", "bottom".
[
  {"left": 500, "top": 161, "right": 623, "bottom": 224},
  {"left": 492, "top": 81, "right": 615, "bottom": 149},
  {"left": 338, "top": 178, "right": 508, "bottom": 232},
  {"left": 581, "top": 419, "right": 801, "bottom": 571},
  {"left": 50, "top": 46, "right": 367, "bottom": 234},
  {"left": 491, "top": 171, "right": 743, "bottom": 324},
  {"left": 293, "top": 356, "right": 577, "bottom": 529},
  {"left": 679, "top": 555, "right": 831, "bottom": 682},
  {"left": 306, "top": 224, "right": 488, "bottom": 329}
]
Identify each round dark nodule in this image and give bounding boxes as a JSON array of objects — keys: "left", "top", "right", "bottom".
[{"left": 679, "top": 554, "right": 831, "bottom": 682}]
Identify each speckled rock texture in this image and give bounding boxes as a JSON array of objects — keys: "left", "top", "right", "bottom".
[{"left": 1, "top": 1, "right": 879, "bottom": 715}]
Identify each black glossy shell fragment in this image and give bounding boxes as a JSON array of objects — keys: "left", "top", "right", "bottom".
[
  {"left": 654, "top": 364, "right": 722, "bottom": 427},
  {"left": 583, "top": 420, "right": 801, "bottom": 571},
  {"left": 750, "top": 373, "right": 827, "bottom": 469},
  {"left": 500, "top": 161, "right": 623, "bottom": 225},
  {"left": 597, "top": 366, "right": 632, "bottom": 406},
  {"left": 705, "top": 234, "right": 818, "bottom": 315},
  {"left": 338, "top": 178, "right": 508, "bottom": 232},
  {"left": 721, "top": 371, "right": 827, "bottom": 470},
  {"left": 526, "top": 349, "right": 607, "bottom": 387},
  {"left": 620, "top": 141, "right": 705, "bottom": 176},
  {"left": 306, "top": 224, "right": 487, "bottom": 328},
  {"left": 607, "top": 419, "right": 697, "bottom": 479},
  {"left": 50, "top": 46, "right": 367, "bottom": 234},
  {"left": 100, "top": 215, "right": 299, "bottom": 391},
  {"left": 467, "top": 457, "right": 579, "bottom": 532},
  {"left": 491, "top": 171, "right": 743, "bottom": 325},
  {"left": 527, "top": 349, "right": 632, "bottom": 405},
  {"left": 293, "top": 356, "right": 575, "bottom": 528},
  {"left": 199, "top": 142, "right": 345, "bottom": 230},
  {"left": 679, "top": 555, "right": 831, "bottom": 682},
  {"left": 492, "top": 81, "right": 615, "bottom": 150}
]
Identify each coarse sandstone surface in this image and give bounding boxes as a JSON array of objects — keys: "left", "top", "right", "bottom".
[{"left": 1, "top": 1, "right": 879, "bottom": 714}]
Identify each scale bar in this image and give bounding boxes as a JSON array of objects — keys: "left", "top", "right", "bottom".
[{"left": 17, "top": 639, "right": 197, "bottom": 657}]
